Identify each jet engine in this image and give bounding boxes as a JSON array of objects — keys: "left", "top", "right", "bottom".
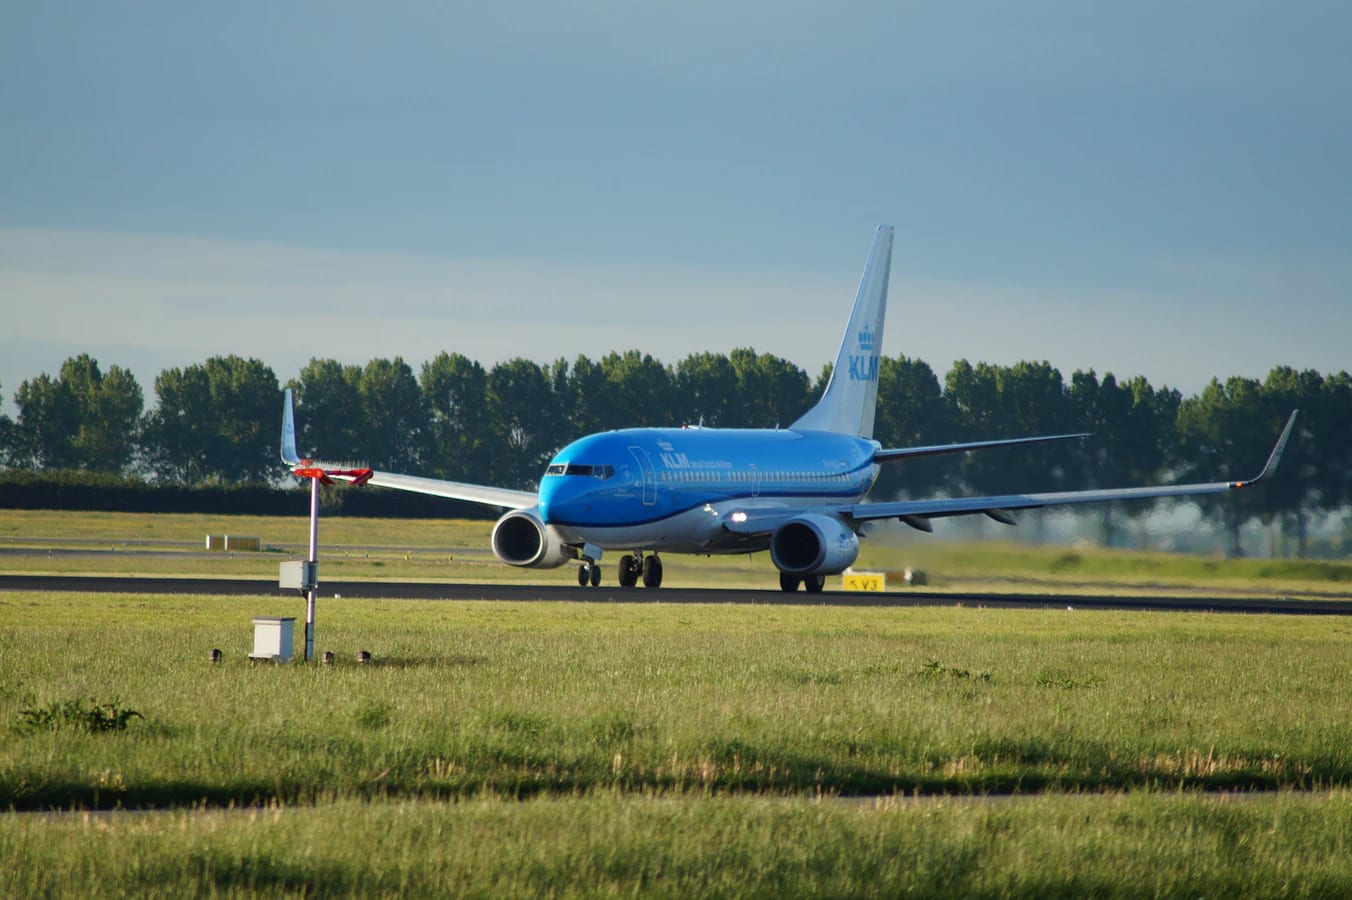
[
  {"left": 490, "top": 508, "right": 576, "bottom": 569},
  {"left": 769, "top": 513, "right": 860, "bottom": 576}
]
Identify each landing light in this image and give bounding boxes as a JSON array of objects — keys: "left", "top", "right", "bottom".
[{"left": 731, "top": 511, "right": 748, "bottom": 524}]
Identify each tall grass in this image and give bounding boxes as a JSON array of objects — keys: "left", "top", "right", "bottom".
[
  {"left": 3, "top": 793, "right": 1352, "bottom": 897},
  {"left": 4, "top": 593, "right": 1352, "bottom": 809}
]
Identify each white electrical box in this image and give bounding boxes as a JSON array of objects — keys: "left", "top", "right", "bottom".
[
  {"left": 279, "top": 560, "right": 318, "bottom": 591},
  {"left": 249, "top": 616, "right": 296, "bottom": 662}
]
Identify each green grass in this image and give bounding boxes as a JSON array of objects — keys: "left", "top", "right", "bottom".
[
  {"left": 3, "top": 792, "right": 1352, "bottom": 897},
  {"left": 6, "top": 582, "right": 1352, "bottom": 894},
  {"left": 5, "top": 593, "right": 1352, "bottom": 809},
  {"left": 861, "top": 536, "right": 1352, "bottom": 593},
  {"left": 0, "top": 508, "right": 493, "bottom": 548},
  {"left": 2, "top": 508, "right": 1351, "bottom": 595}
]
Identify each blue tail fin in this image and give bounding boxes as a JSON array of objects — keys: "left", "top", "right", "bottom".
[
  {"left": 281, "top": 387, "right": 302, "bottom": 466},
  {"left": 790, "top": 225, "right": 893, "bottom": 438}
]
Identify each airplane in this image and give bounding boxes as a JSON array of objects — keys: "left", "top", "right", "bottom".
[{"left": 281, "top": 225, "right": 1297, "bottom": 593}]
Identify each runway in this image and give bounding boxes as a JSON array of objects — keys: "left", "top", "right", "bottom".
[{"left": 1, "top": 574, "right": 1349, "bottom": 615}]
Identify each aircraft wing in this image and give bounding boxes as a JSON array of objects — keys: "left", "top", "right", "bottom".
[
  {"left": 281, "top": 388, "right": 536, "bottom": 511},
  {"left": 720, "top": 411, "right": 1297, "bottom": 537},
  {"left": 846, "top": 410, "right": 1298, "bottom": 529},
  {"left": 328, "top": 469, "right": 536, "bottom": 510}
]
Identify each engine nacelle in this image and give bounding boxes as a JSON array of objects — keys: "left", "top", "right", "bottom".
[
  {"left": 490, "top": 508, "right": 577, "bottom": 569},
  {"left": 770, "top": 513, "right": 860, "bottom": 576}
]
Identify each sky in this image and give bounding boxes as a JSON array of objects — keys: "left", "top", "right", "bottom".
[{"left": 2, "top": 1, "right": 1349, "bottom": 418}]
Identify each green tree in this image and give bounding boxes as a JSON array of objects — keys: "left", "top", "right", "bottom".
[
  {"left": 944, "top": 360, "right": 1075, "bottom": 498},
  {"left": 12, "top": 373, "right": 75, "bottom": 469},
  {"left": 356, "top": 357, "right": 426, "bottom": 470},
  {"left": 421, "top": 352, "right": 492, "bottom": 481},
  {"left": 12, "top": 355, "right": 142, "bottom": 473},
  {"left": 141, "top": 356, "right": 279, "bottom": 483},
  {"left": 0, "top": 380, "right": 14, "bottom": 468},
  {"left": 673, "top": 352, "right": 738, "bottom": 427},
  {"left": 289, "top": 358, "right": 364, "bottom": 463},
  {"left": 599, "top": 351, "right": 674, "bottom": 429},
  {"left": 1175, "top": 376, "right": 1280, "bottom": 557},
  {"left": 729, "top": 349, "right": 810, "bottom": 428},
  {"left": 557, "top": 352, "right": 676, "bottom": 435},
  {"left": 1068, "top": 370, "right": 1180, "bottom": 546},
  {"left": 1319, "top": 372, "right": 1352, "bottom": 527},
  {"left": 1259, "top": 367, "right": 1332, "bottom": 557},
  {"left": 872, "top": 355, "right": 949, "bottom": 499},
  {"left": 487, "top": 358, "right": 564, "bottom": 489}
]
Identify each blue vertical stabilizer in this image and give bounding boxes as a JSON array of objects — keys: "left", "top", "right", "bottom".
[{"left": 789, "top": 225, "right": 893, "bottom": 438}]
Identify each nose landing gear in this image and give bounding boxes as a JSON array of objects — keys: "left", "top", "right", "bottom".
[{"left": 578, "top": 559, "right": 602, "bottom": 587}]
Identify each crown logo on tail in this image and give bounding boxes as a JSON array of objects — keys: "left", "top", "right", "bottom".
[{"left": 858, "top": 324, "right": 875, "bottom": 353}]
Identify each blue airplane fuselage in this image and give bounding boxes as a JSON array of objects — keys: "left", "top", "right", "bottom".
[{"left": 538, "top": 427, "right": 880, "bottom": 543}]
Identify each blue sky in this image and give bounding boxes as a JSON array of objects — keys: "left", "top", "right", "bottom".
[{"left": 2, "top": 1, "right": 1348, "bottom": 416}]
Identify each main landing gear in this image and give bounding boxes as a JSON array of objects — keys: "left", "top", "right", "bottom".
[
  {"left": 579, "top": 552, "right": 662, "bottom": 588},
  {"left": 779, "top": 572, "right": 826, "bottom": 593},
  {"left": 617, "top": 552, "right": 663, "bottom": 588}
]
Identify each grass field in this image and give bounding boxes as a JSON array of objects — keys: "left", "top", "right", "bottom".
[
  {"left": 3, "top": 510, "right": 1352, "bottom": 894},
  {"left": 2, "top": 508, "right": 1351, "bottom": 596},
  {"left": 5, "top": 793, "right": 1352, "bottom": 897},
  {"left": 6, "top": 594, "right": 1352, "bottom": 808}
]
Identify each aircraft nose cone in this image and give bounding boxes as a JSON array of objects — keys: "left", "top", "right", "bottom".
[{"left": 537, "top": 478, "right": 561, "bottom": 524}]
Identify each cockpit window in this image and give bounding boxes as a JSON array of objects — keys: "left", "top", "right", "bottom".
[{"left": 544, "top": 463, "right": 615, "bottom": 479}]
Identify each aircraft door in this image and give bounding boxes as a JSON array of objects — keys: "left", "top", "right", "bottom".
[{"left": 628, "top": 446, "right": 657, "bottom": 506}]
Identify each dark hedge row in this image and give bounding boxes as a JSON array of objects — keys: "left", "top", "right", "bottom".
[{"left": 0, "top": 471, "right": 492, "bottom": 520}]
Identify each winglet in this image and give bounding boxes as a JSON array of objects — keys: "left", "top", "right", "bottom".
[
  {"left": 281, "top": 387, "right": 302, "bottom": 466},
  {"left": 1233, "top": 410, "right": 1298, "bottom": 488}
]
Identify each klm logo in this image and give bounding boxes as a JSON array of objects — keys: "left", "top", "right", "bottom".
[
  {"left": 848, "top": 354, "right": 879, "bottom": 382},
  {"left": 848, "top": 324, "right": 878, "bottom": 382},
  {"left": 661, "top": 452, "right": 691, "bottom": 469}
]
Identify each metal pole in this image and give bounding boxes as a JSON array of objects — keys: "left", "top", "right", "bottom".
[{"left": 306, "top": 474, "right": 318, "bottom": 662}]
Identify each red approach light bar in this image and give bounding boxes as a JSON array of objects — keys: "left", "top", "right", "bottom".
[{"left": 293, "top": 466, "right": 374, "bottom": 486}]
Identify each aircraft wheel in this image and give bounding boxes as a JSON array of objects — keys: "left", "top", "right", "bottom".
[
  {"left": 804, "top": 574, "right": 826, "bottom": 594},
  {"left": 618, "top": 555, "right": 640, "bottom": 587},
  {"left": 589, "top": 563, "right": 602, "bottom": 587},
  {"left": 779, "top": 572, "right": 801, "bottom": 592},
  {"left": 642, "top": 555, "right": 663, "bottom": 588},
  {"left": 578, "top": 563, "right": 590, "bottom": 587}
]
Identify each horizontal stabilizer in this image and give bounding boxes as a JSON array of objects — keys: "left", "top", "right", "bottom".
[{"left": 874, "top": 432, "right": 1089, "bottom": 464}]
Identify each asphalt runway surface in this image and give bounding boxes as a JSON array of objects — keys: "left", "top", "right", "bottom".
[{"left": 2, "top": 573, "right": 1350, "bottom": 615}]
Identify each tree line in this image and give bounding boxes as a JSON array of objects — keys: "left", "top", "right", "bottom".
[{"left": 1, "top": 351, "right": 1348, "bottom": 556}]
